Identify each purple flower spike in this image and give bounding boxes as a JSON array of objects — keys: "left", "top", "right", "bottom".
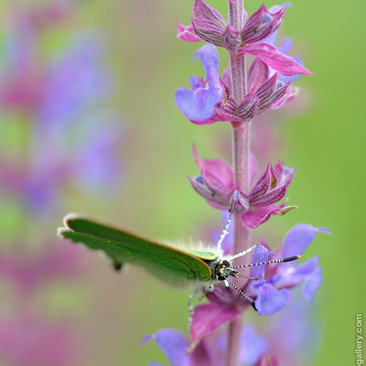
[{"left": 175, "top": 44, "right": 223, "bottom": 122}]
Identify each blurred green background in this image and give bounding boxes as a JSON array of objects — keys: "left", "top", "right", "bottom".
[{"left": 0, "top": 0, "right": 364, "bottom": 365}]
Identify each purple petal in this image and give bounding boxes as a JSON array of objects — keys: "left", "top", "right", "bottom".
[
  {"left": 250, "top": 180, "right": 291, "bottom": 207},
  {"left": 193, "top": 0, "right": 227, "bottom": 28},
  {"left": 240, "top": 326, "right": 268, "bottom": 365},
  {"left": 251, "top": 245, "right": 269, "bottom": 280},
  {"left": 241, "top": 5, "right": 285, "bottom": 44},
  {"left": 201, "top": 157, "right": 233, "bottom": 193},
  {"left": 281, "top": 225, "right": 331, "bottom": 259},
  {"left": 194, "top": 44, "right": 221, "bottom": 88},
  {"left": 175, "top": 45, "right": 223, "bottom": 122},
  {"left": 279, "top": 37, "right": 293, "bottom": 54},
  {"left": 188, "top": 176, "right": 229, "bottom": 209},
  {"left": 144, "top": 329, "right": 190, "bottom": 366},
  {"left": 191, "top": 303, "right": 241, "bottom": 344},
  {"left": 177, "top": 22, "right": 202, "bottom": 42},
  {"left": 255, "top": 284, "right": 291, "bottom": 315},
  {"left": 250, "top": 164, "right": 272, "bottom": 199},
  {"left": 276, "top": 254, "right": 324, "bottom": 302},
  {"left": 236, "top": 93, "right": 259, "bottom": 121},
  {"left": 276, "top": 256, "right": 318, "bottom": 288},
  {"left": 229, "top": 185, "right": 249, "bottom": 214},
  {"left": 241, "top": 43, "right": 312, "bottom": 77},
  {"left": 222, "top": 25, "right": 242, "bottom": 49},
  {"left": 295, "top": 256, "right": 319, "bottom": 277},
  {"left": 191, "top": 18, "right": 226, "bottom": 47},
  {"left": 268, "top": 3, "right": 291, "bottom": 14},
  {"left": 175, "top": 87, "right": 220, "bottom": 122},
  {"left": 303, "top": 266, "right": 322, "bottom": 302},
  {"left": 248, "top": 58, "right": 270, "bottom": 93},
  {"left": 241, "top": 203, "right": 286, "bottom": 229}
]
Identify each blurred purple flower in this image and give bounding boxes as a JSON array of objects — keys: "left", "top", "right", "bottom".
[
  {"left": 189, "top": 147, "right": 295, "bottom": 229},
  {"left": 0, "top": 316, "right": 80, "bottom": 366},
  {"left": 39, "top": 34, "right": 111, "bottom": 133},
  {"left": 0, "top": 29, "right": 123, "bottom": 213},
  {"left": 0, "top": 242, "right": 84, "bottom": 295}
]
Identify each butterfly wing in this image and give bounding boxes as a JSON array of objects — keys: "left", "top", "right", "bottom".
[{"left": 58, "top": 214, "right": 212, "bottom": 287}]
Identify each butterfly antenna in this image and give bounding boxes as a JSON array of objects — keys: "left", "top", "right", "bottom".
[
  {"left": 232, "top": 255, "right": 301, "bottom": 269},
  {"left": 224, "top": 277, "right": 257, "bottom": 311},
  {"left": 217, "top": 210, "right": 232, "bottom": 251},
  {"left": 229, "top": 243, "right": 259, "bottom": 261}
]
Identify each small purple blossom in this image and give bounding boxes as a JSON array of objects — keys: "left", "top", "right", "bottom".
[
  {"left": 249, "top": 225, "right": 331, "bottom": 315},
  {"left": 175, "top": 44, "right": 223, "bottom": 122},
  {"left": 189, "top": 147, "right": 295, "bottom": 229},
  {"left": 175, "top": 43, "right": 308, "bottom": 125},
  {"left": 0, "top": 243, "right": 84, "bottom": 296}
]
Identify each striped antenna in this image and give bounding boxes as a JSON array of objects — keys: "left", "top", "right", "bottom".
[
  {"left": 224, "top": 277, "right": 257, "bottom": 311},
  {"left": 216, "top": 210, "right": 232, "bottom": 251},
  {"left": 229, "top": 243, "right": 259, "bottom": 261},
  {"left": 232, "top": 255, "right": 301, "bottom": 269}
]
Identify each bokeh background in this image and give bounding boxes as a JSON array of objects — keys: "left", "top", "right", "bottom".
[{"left": 0, "top": 0, "right": 364, "bottom": 365}]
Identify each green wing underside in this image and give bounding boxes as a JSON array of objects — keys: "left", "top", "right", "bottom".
[{"left": 60, "top": 216, "right": 212, "bottom": 287}]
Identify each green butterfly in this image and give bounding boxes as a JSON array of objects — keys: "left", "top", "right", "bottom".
[{"left": 58, "top": 212, "right": 300, "bottom": 314}]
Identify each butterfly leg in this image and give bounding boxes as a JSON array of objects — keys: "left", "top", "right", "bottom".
[{"left": 188, "top": 288, "right": 199, "bottom": 332}]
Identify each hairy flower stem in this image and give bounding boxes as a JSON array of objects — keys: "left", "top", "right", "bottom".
[{"left": 227, "top": 1, "right": 252, "bottom": 366}]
